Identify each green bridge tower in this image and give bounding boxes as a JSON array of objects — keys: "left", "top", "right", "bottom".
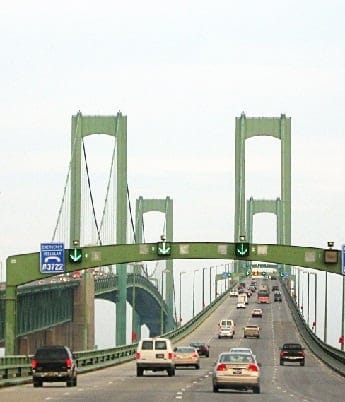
[
  {"left": 135, "top": 196, "right": 174, "bottom": 333},
  {"left": 70, "top": 111, "right": 128, "bottom": 346},
  {"left": 234, "top": 113, "right": 291, "bottom": 272}
]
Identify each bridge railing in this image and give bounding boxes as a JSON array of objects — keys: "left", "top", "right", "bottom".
[{"left": 0, "top": 284, "right": 233, "bottom": 387}]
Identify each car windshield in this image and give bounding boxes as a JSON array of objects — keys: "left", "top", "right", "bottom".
[
  {"left": 230, "top": 348, "right": 252, "bottom": 354},
  {"left": 220, "top": 353, "right": 255, "bottom": 363},
  {"left": 175, "top": 347, "right": 195, "bottom": 353}
]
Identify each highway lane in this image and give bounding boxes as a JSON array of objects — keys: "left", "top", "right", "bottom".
[{"left": 1, "top": 279, "right": 344, "bottom": 401}]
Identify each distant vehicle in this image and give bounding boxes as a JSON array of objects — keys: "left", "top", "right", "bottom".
[
  {"left": 218, "top": 319, "right": 235, "bottom": 338},
  {"left": 31, "top": 345, "right": 77, "bottom": 387},
  {"left": 272, "top": 285, "right": 279, "bottom": 292},
  {"left": 279, "top": 343, "right": 305, "bottom": 366},
  {"left": 135, "top": 337, "right": 175, "bottom": 376},
  {"left": 251, "top": 308, "right": 263, "bottom": 318},
  {"left": 238, "top": 293, "right": 248, "bottom": 305},
  {"left": 257, "top": 285, "right": 270, "bottom": 303},
  {"left": 212, "top": 352, "right": 260, "bottom": 393},
  {"left": 173, "top": 346, "right": 200, "bottom": 369},
  {"left": 274, "top": 291, "right": 282, "bottom": 302},
  {"left": 229, "top": 289, "right": 239, "bottom": 297},
  {"left": 190, "top": 341, "right": 210, "bottom": 357},
  {"left": 244, "top": 325, "right": 260, "bottom": 338}
]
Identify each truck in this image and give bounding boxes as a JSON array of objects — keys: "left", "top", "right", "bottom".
[
  {"left": 237, "top": 293, "right": 248, "bottom": 308},
  {"left": 257, "top": 284, "right": 270, "bottom": 303}
]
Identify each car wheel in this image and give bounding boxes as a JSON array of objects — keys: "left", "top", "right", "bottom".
[
  {"left": 136, "top": 367, "right": 144, "bottom": 377},
  {"left": 66, "top": 378, "right": 73, "bottom": 387},
  {"left": 280, "top": 360, "right": 283, "bottom": 366},
  {"left": 167, "top": 367, "right": 175, "bottom": 377},
  {"left": 213, "top": 383, "right": 219, "bottom": 392},
  {"left": 73, "top": 376, "right": 77, "bottom": 386},
  {"left": 253, "top": 385, "right": 260, "bottom": 394},
  {"left": 206, "top": 353, "right": 209, "bottom": 358},
  {"left": 244, "top": 335, "right": 247, "bottom": 338},
  {"left": 33, "top": 379, "right": 42, "bottom": 387},
  {"left": 257, "top": 335, "right": 260, "bottom": 338},
  {"left": 195, "top": 364, "right": 200, "bottom": 369},
  {"left": 300, "top": 361, "right": 305, "bottom": 366}
]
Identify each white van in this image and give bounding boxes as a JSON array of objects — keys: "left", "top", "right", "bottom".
[
  {"left": 135, "top": 337, "right": 175, "bottom": 377},
  {"left": 218, "top": 319, "right": 235, "bottom": 338}
]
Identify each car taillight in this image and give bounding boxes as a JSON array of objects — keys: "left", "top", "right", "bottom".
[
  {"left": 31, "top": 359, "right": 38, "bottom": 369},
  {"left": 300, "top": 351, "right": 305, "bottom": 357},
  {"left": 65, "top": 358, "right": 73, "bottom": 368},
  {"left": 168, "top": 352, "right": 175, "bottom": 360},
  {"left": 280, "top": 351, "right": 286, "bottom": 356},
  {"left": 135, "top": 352, "right": 141, "bottom": 359},
  {"left": 193, "top": 353, "right": 198, "bottom": 358},
  {"left": 216, "top": 363, "right": 227, "bottom": 371},
  {"left": 247, "top": 363, "right": 259, "bottom": 372}
]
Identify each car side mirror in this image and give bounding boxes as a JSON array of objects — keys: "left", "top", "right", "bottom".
[
  {"left": 257, "top": 362, "right": 262, "bottom": 367},
  {"left": 173, "top": 347, "right": 177, "bottom": 352}
]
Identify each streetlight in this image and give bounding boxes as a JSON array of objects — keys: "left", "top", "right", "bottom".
[
  {"left": 209, "top": 266, "right": 214, "bottom": 304},
  {"left": 192, "top": 269, "right": 200, "bottom": 317},
  {"left": 160, "top": 269, "right": 170, "bottom": 334},
  {"left": 202, "top": 268, "right": 207, "bottom": 308},
  {"left": 179, "top": 271, "right": 186, "bottom": 325}
]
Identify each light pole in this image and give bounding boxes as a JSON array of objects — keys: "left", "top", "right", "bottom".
[
  {"left": 209, "top": 266, "right": 214, "bottom": 304},
  {"left": 202, "top": 268, "right": 207, "bottom": 308},
  {"left": 192, "top": 269, "right": 200, "bottom": 317},
  {"left": 160, "top": 269, "right": 170, "bottom": 334},
  {"left": 179, "top": 271, "right": 186, "bottom": 325}
]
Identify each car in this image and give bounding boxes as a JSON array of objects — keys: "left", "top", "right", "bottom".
[
  {"left": 244, "top": 325, "right": 260, "bottom": 338},
  {"left": 135, "top": 337, "right": 175, "bottom": 376},
  {"left": 251, "top": 308, "right": 263, "bottom": 318},
  {"left": 279, "top": 343, "right": 305, "bottom": 366},
  {"left": 212, "top": 352, "right": 260, "bottom": 393},
  {"left": 229, "top": 289, "right": 239, "bottom": 297},
  {"left": 190, "top": 341, "right": 210, "bottom": 357},
  {"left": 237, "top": 302, "right": 246, "bottom": 309},
  {"left": 272, "top": 285, "right": 279, "bottom": 291},
  {"left": 173, "top": 346, "right": 200, "bottom": 369},
  {"left": 31, "top": 345, "right": 77, "bottom": 387},
  {"left": 274, "top": 291, "right": 282, "bottom": 302},
  {"left": 218, "top": 319, "right": 235, "bottom": 338}
]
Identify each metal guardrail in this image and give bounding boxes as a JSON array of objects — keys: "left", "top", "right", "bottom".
[
  {"left": 0, "top": 287, "right": 231, "bottom": 387},
  {"left": 281, "top": 280, "right": 345, "bottom": 376}
]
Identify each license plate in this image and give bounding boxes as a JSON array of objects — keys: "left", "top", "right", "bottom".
[
  {"left": 156, "top": 353, "right": 164, "bottom": 358},
  {"left": 233, "top": 369, "right": 242, "bottom": 374}
]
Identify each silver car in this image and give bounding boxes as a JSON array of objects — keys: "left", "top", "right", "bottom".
[{"left": 212, "top": 352, "right": 260, "bottom": 394}]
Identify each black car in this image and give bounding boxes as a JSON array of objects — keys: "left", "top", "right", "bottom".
[
  {"left": 274, "top": 291, "right": 282, "bottom": 302},
  {"left": 190, "top": 342, "right": 210, "bottom": 357},
  {"left": 279, "top": 343, "right": 305, "bottom": 366},
  {"left": 272, "top": 285, "right": 280, "bottom": 292},
  {"left": 31, "top": 345, "right": 77, "bottom": 387}
]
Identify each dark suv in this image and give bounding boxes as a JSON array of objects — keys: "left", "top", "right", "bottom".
[{"left": 31, "top": 345, "right": 77, "bottom": 387}]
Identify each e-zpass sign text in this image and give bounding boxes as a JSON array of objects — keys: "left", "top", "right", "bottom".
[{"left": 40, "top": 242, "right": 65, "bottom": 273}]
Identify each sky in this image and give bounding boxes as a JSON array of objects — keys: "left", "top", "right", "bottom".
[{"left": 0, "top": 0, "right": 344, "bottom": 348}]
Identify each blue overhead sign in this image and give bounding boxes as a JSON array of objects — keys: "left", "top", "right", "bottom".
[
  {"left": 342, "top": 245, "right": 345, "bottom": 275},
  {"left": 40, "top": 242, "right": 65, "bottom": 274}
]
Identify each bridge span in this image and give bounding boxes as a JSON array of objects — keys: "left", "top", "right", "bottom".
[{"left": 0, "top": 277, "right": 344, "bottom": 401}]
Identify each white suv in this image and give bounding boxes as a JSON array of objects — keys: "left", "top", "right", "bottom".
[{"left": 135, "top": 337, "right": 175, "bottom": 377}]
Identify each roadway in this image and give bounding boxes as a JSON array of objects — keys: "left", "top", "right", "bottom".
[{"left": 1, "top": 279, "right": 344, "bottom": 401}]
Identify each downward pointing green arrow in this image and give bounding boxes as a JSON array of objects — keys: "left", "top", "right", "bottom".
[{"left": 70, "top": 249, "right": 82, "bottom": 262}]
